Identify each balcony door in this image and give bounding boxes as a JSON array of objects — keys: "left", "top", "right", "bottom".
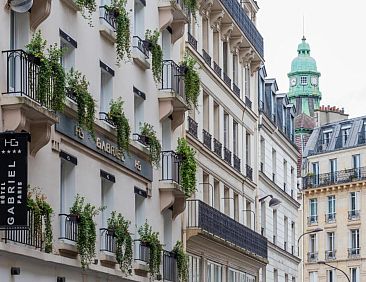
[
  {"left": 312, "top": 162, "right": 319, "bottom": 186},
  {"left": 329, "top": 159, "right": 337, "bottom": 183},
  {"left": 328, "top": 195, "right": 335, "bottom": 221},
  {"left": 327, "top": 232, "right": 335, "bottom": 254},
  {"left": 353, "top": 154, "right": 361, "bottom": 179},
  {"left": 309, "top": 199, "right": 318, "bottom": 223},
  {"left": 350, "top": 229, "right": 360, "bottom": 254}
]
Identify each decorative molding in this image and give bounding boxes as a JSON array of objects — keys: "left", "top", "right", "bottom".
[
  {"left": 239, "top": 47, "right": 254, "bottom": 65},
  {"left": 199, "top": 0, "right": 213, "bottom": 18},
  {"left": 210, "top": 10, "right": 225, "bottom": 31},
  {"left": 221, "top": 23, "right": 234, "bottom": 41},
  {"left": 30, "top": 0, "right": 52, "bottom": 30},
  {"left": 230, "top": 36, "right": 243, "bottom": 54}
]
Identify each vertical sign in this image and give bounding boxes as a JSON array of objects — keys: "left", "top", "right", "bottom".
[{"left": 0, "top": 132, "right": 29, "bottom": 227}]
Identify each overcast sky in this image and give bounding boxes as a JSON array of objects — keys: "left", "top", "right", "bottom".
[{"left": 256, "top": 0, "right": 366, "bottom": 118}]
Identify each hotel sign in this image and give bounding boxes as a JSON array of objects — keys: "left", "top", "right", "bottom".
[{"left": 0, "top": 132, "right": 29, "bottom": 227}]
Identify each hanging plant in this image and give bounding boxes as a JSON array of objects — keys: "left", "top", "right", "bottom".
[
  {"left": 108, "top": 98, "right": 130, "bottom": 157},
  {"left": 107, "top": 211, "right": 133, "bottom": 273},
  {"left": 66, "top": 68, "right": 96, "bottom": 137},
  {"left": 173, "top": 241, "right": 188, "bottom": 282},
  {"left": 75, "top": 0, "right": 96, "bottom": 26},
  {"left": 176, "top": 138, "right": 197, "bottom": 198},
  {"left": 183, "top": 0, "right": 198, "bottom": 20},
  {"left": 140, "top": 122, "right": 161, "bottom": 168},
  {"left": 69, "top": 195, "right": 104, "bottom": 269},
  {"left": 106, "top": 0, "right": 131, "bottom": 63},
  {"left": 138, "top": 221, "right": 162, "bottom": 277},
  {"left": 48, "top": 44, "right": 66, "bottom": 112},
  {"left": 27, "top": 186, "right": 53, "bottom": 253},
  {"left": 145, "top": 29, "right": 163, "bottom": 83},
  {"left": 181, "top": 54, "right": 200, "bottom": 108}
]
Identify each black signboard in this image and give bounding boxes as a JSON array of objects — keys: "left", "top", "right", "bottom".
[{"left": 0, "top": 132, "right": 29, "bottom": 227}]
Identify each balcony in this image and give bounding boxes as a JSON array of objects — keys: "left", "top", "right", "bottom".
[
  {"left": 58, "top": 214, "right": 79, "bottom": 257},
  {"left": 245, "top": 96, "right": 252, "bottom": 109},
  {"left": 99, "top": 228, "right": 117, "bottom": 266},
  {"left": 213, "top": 138, "right": 222, "bottom": 158},
  {"left": 132, "top": 36, "right": 150, "bottom": 69},
  {"left": 159, "top": 60, "right": 188, "bottom": 130},
  {"left": 188, "top": 116, "right": 198, "bottom": 138},
  {"left": 202, "top": 49, "right": 212, "bottom": 67},
  {"left": 188, "top": 32, "right": 198, "bottom": 50},
  {"left": 202, "top": 129, "right": 212, "bottom": 150},
  {"left": 325, "top": 213, "right": 336, "bottom": 223},
  {"left": 158, "top": 0, "right": 188, "bottom": 43},
  {"left": 163, "top": 250, "right": 178, "bottom": 281},
  {"left": 213, "top": 61, "right": 222, "bottom": 78},
  {"left": 233, "top": 83, "right": 240, "bottom": 98},
  {"left": 307, "top": 215, "right": 318, "bottom": 225},
  {"left": 186, "top": 200, "right": 268, "bottom": 261},
  {"left": 223, "top": 72, "right": 231, "bottom": 88},
  {"left": 233, "top": 154, "right": 241, "bottom": 172},
  {"left": 325, "top": 250, "right": 336, "bottom": 261},
  {"left": 246, "top": 164, "right": 253, "bottom": 181},
  {"left": 348, "top": 210, "right": 360, "bottom": 221},
  {"left": 160, "top": 151, "right": 185, "bottom": 219},
  {"left": 303, "top": 167, "right": 366, "bottom": 189},
  {"left": 134, "top": 239, "right": 150, "bottom": 274},
  {"left": 224, "top": 147, "right": 232, "bottom": 165},
  {"left": 348, "top": 248, "right": 360, "bottom": 258},
  {"left": 307, "top": 252, "right": 318, "bottom": 263},
  {"left": 99, "top": 6, "right": 117, "bottom": 43},
  {"left": 1, "top": 49, "right": 58, "bottom": 156},
  {"left": 99, "top": 112, "right": 116, "bottom": 127}
]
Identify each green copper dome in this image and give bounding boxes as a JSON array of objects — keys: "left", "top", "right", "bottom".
[{"left": 290, "top": 36, "right": 317, "bottom": 73}]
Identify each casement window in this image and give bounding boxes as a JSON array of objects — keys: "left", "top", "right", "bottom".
[
  {"left": 188, "top": 255, "right": 201, "bottom": 282},
  {"left": 309, "top": 271, "right": 318, "bottom": 282},
  {"left": 309, "top": 198, "right": 318, "bottom": 223},
  {"left": 59, "top": 29, "right": 76, "bottom": 72},
  {"left": 326, "top": 269, "right": 336, "bottom": 282},
  {"left": 327, "top": 195, "right": 336, "bottom": 222},
  {"left": 100, "top": 61, "right": 114, "bottom": 114},
  {"left": 207, "top": 261, "right": 222, "bottom": 282}
]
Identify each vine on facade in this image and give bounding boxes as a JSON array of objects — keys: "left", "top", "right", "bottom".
[
  {"left": 145, "top": 29, "right": 163, "bottom": 83},
  {"left": 140, "top": 122, "right": 161, "bottom": 168},
  {"left": 181, "top": 54, "right": 200, "bottom": 108},
  {"left": 173, "top": 241, "right": 189, "bottom": 282}
]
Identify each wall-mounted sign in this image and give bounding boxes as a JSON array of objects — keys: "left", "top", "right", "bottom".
[{"left": 0, "top": 132, "right": 29, "bottom": 228}]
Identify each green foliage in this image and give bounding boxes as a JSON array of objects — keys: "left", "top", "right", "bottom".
[
  {"left": 27, "top": 186, "right": 53, "bottom": 253},
  {"left": 183, "top": 0, "right": 198, "bottom": 19},
  {"left": 66, "top": 68, "right": 96, "bottom": 137},
  {"left": 70, "top": 195, "right": 103, "bottom": 269},
  {"left": 176, "top": 138, "right": 197, "bottom": 198},
  {"left": 108, "top": 98, "right": 131, "bottom": 157},
  {"left": 181, "top": 54, "right": 200, "bottom": 108},
  {"left": 173, "top": 241, "right": 188, "bottom": 282},
  {"left": 75, "top": 0, "right": 96, "bottom": 26},
  {"left": 107, "top": 211, "right": 133, "bottom": 273},
  {"left": 26, "top": 31, "right": 66, "bottom": 111},
  {"left": 106, "top": 0, "right": 131, "bottom": 63},
  {"left": 145, "top": 29, "right": 163, "bottom": 83},
  {"left": 140, "top": 122, "right": 161, "bottom": 168},
  {"left": 138, "top": 221, "right": 162, "bottom": 277}
]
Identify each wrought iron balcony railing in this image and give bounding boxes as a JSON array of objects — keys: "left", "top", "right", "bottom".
[
  {"left": 213, "top": 138, "right": 222, "bottom": 158},
  {"left": 303, "top": 167, "right": 366, "bottom": 189},
  {"left": 99, "top": 6, "right": 117, "bottom": 30},
  {"left": 348, "top": 210, "right": 360, "bottom": 220},
  {"left": 213, "top": 61, "right": 222, "bottom": 78},
  {"left": 163, "top": 250, "right": 178, "bottom": 281},
  {"left": 245, "top": 96, "right": 252, "bottom": 109},
  {"left": 3, "top": 210, "right": 43, "bottom": 249},
  {"left": 161, "top": 150, "right": 181, "bottom": 184},
  {"left": 224, "top": 147, "right": 232, "bottom": 165},
  {"left": 202, "top": 49, "right": 212, "bottom": 66},
  {"left": 307, "top": 252, "right": 318, "bottom": 262},
  {"left": 99, "top": 112, "right": 116, "bottom": 127},
  {"left": 325, "top": 213, "right": 336, "bottom": 223},
  {"left": 188, "top": 32, "right": 198, "bottom": 50},
  {"left": 59, "top": 214, "right": 79, "bottom": 242},
  {"left": 246, "top": 164, "right": 253, "bottom": 181},
  {"left": 134, "top": 239, "right": 150, "bottom": 263},
  {"left": 223, "top": 72, "right": 231, "bottom": 88},
  {"left": 186, "top": 200, "right": 268, "bottom": 259},
  {"left": 233, "top": 154, "right": 241, "bottom": 172},
  {"left": 202, "top": 129, "right": 212, "bottom": 150},
  {"left": 161, "top": 60, "right": 185, "bottom": 98},
  {"left": 348, "top": 247, "right": 360, "bottom": 258},
  {"left": 133, "top": 36, "right": 149, "bottom": 58},
  {"left": 233, "top": 83, "right": 240, "bottom": 98},
  {"left": 100, "top": 228, "right": 116, "bottom": 253},
  {"left": 219, "top": 0, "right": 264, "bottom": 58},
  {"left": 325, "top": 250, "right": 336, "bottom": 261},
  {"left": 188, "top": 116, "right": 198, "bottom": 138},
  {"left": 2, "top": 49, "right": 55, "bottom": 110},
  {"left": 307, "top": 215, "right": 318, "bottom": 225}
]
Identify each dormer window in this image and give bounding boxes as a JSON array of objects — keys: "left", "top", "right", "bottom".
[
  {"left": 323, "top": 130, "right": 332, "bottom": 147},
  {"left": 300, "top": 76, "right": 308, "bottom": 85},
  {"left": 341, "top": 125, "right": 351, "bottom": 146}
]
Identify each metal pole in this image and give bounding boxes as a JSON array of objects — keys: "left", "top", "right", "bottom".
[{"left": 320, "top": 262, "right": 350, "bottom": 282}]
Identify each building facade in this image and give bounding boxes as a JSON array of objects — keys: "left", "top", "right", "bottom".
[{"left": 301, "top": 116, "right": 366, "bottom": 282}]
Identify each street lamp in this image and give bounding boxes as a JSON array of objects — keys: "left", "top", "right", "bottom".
[
  {"left": 297, "top": 228, "right": 323, "bottom": 256},
  {"left": 258, "top": 194, "right": 281, "bottom": 207},
  {"left": 318, "top": 261, "right": 350, "bottom": 282}
]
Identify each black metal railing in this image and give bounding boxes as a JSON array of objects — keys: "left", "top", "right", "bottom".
[
  {"left": 99, "top": 112, "right": 116, "bottom": 127},
  {"left": 245, "top": 96, "right": 252, "bottom": 109},
  {"left": 233, "top": 83, "right": 240, "bottom": 98},
  {"left": 246, "top": 164, "right": 253, "bottom": 181},
  {"left": 3, "top": 210, "right": 43, "bottom": 249},
  {"left": 59, "top": 214, "right": 79, "bottom": 242},
  {"left": 307, "top": 252, "right": 318, "bottom": 262},
  {"left": 303, "top": 167, "right": 366, "bottom": 189},
  {"left": 133, "top": 133, "right": 150, "bottom": 147},
  {"left": 163, "top": 250, "right": 178, "bottom": 281},
  {"left": 188, "top": 116, "right": 198, "bottom": 138},
  {"left": 348, "top": 210, "right": 360, "bottom": 220},
  {"left": 133, "top": 36, "right": 149, "bottom": 58},
  {"left": 219, "top": 0, "right": 264, "bottom": 58},
  {"left": 99, "top": 6, "right": 117, "bottom": 30},
  {"left": 186, "top": 200, "right": 268, "bottom": 258},
  {"left": 260, "top": 162, "right": 264, "bottom": 172},
  {"left": 284, "top": 241, "right": 287, "bottom": 251},
  {"left": 202, "top": 129, "right": 212, "bottom": 150},
  {"left": 188, "top": 32, "right": 198, "bottom": 50},
  {"left": 325, "top": 250, "right": 336, "bottom": 261},
  {"left": 66, "top": 89, "right": 77, "bottom": 102},
  {"left": 223, "top": 72, "right": 231, "bottom": 88},
  {"left": 213, "top": 138, "right": 222, "bottom": 158},
  {"left": 325, "top": 213, "right": 336, "bottom": 223},
  {"left": 100, "top": 228, "right": 116, "bottom": 253},
  {"left": 161, "top": 60, "right": 185, "bottom": 98},
  {"left": 233, "top": 154, "right": 241, "bottom": 172},
  {"left": 202, "top": 49, "right": 212, "bottom": 66},
  {"left": 348, "top": 248, "right": 360, "bottom": 258},
  {"left": 2, "top": 49, "right": 54, "bottom": 110},
  {"left": 224, "top": 147, "right": 232, "bottom": 165},
  {"left": 161, "top": 151, "right": 181, "bottom": 184},
  {"left": 213, "top": 61, "right": 222, "bottom": 78},
  {"left": 307, "top": 215, "right": 318, "bottom": 225},
  {"left": 134, "top": 240, "right": 150, "bottom": 263}
]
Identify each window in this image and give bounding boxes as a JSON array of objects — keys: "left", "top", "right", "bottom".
[
  {"left": 224, "top": 187, "right": 230, "bottom": 216},
  {"left": 246, "top": 201, "right": 252, "bottom": 228},
  {"left": 228, "top": 268, "right": 246, "bottom": 282},
  {"left": 327, "top": 269, "right": 336, "bottom": 282},
  {"left": 272, "top": 149, "right": 276, "bottom": 182},
  {"left": 233, "top": 121, "right": 238, "bottom": 155},
  {"left": 133, "top": 0, "right": 145, "bottom": 38},
  {"left": 188, "top": 255, "right": 201, "bottom": 282},
  {"left": 60, "top": 31, "right": 76, "bottom": 72},
  {"left": 214, "top": 102, "right": 220, "bottom": 139},
  {"left": 349, "top": 191, "right": 360, "bottom": 219},
  {"left": 353, "top": 154, "right": 361, "bottom": 178},
  {"left": 291, "top": 222, "right": 295, "bottom": 254},
  {"left": 285, "top": 274, "right": 288, "bottom": 282},
  {"left": 233, "top": 193, "right": 239, "bottom": 221},
  {"left": 246, "top": 133, "right": 251, "bottom": 166},
  {"left": 300, "top": 76, "right": 308, "bottom": 85},
  {"left": 203, "top": 93, "right": 209, "bottom": 131},
  {"left": 260, "top": 138, "right": 265, "bottom": 172},
  {"left": 284, "top": 216, "right": 288, "bottom": 251},
  {"left": 223, "top": 42, "right": 228, "bottom": 73},
  {"left": 224, "top": 112, "right": 229, "bottom": 147},
  {"left": 327, "top": 195, "right": 336, "bottom": 222},
  {"left": 350, "top": 267, "right": 359, "bottom": 282},
  {"left": 100, "top": 63, "right": 113, "bottom": 114},
  {"left": 134, "top": 89, "right": 145, "bottom": 133},
  {"left": 101, "top": 177, "right": 113, "bottom": 227},
  {"left": 244, "top": 66, "right": 250, "bottom": 98},
  {"left": 202, "top": 18, "right": 209, "bottom": 52},
  {"left": 283, "top": 160, "right": 287, "bottom": 191},
  {"left": 309, "top": 198, "right": 318, "bottom": 223},
  {"left": 323, "top": 131, "right": 332, "bottom": 147},
  {"left": 207, "top": 261, "right": 222, "bottom": 282},
  {"left": 341, "top": 127, "right": 350, "bottom": 146},
  {"left": 330, "top": 159, "right": 337, "bottom": 183},
  {"left": 350, "top": 229, "right": 360, "bottom": 255},
  {"left": 273, "top": 269, "right": 278, "bottom": 282},
  {"left": 312, "top": 162, "right": 320, "bottom": 186},
  {"left": 327, "top": 232, "right": 335, "bottom": 254},
  {"left": 309, "top": 271, "right": 318, "bottom": 282},
  {"left": 290, "top": 167, "right": 295, "bottom": 197},
  {"left": 233, "top": 54, "right": 238, "bottom": 85},
  {"left": 261, "top": 201, "right": 266, "bottom": 236},
  {"left": 213, "top": 180, "right": 220, "bottom": 210},
  {"left": 309, "top": 234, "right": 317, "bottom": 257},
  {"left": 273, "top": 209, "right": 277, "bottom": 244}
]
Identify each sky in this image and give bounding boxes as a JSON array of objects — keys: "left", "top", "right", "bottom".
[{"left": 256, "top": 0, "right": 366, "bottom": 118}]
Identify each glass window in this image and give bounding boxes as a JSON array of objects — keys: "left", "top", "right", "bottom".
[
  {"left": 188, "top": 255, "right": 201, "bottom": 282},
  {"left": 327, "top": 195, "right": 336, "bottom": 221},
  {"left": 350, "top": 192, "right": 360, "bottom": 215},
  {"left": 309, "top": 198, "right": 318, "bottom": 223},
  {"left": 350, "top": 229, "right": 360, "bottom": 252},
  {"left": 327, "top": 269, "right": 336, "bottom": 282},
  {"left": 309, "top": 234, "right": 317, "bottom": 253},
  {"left": 350, "top": 267, "right": 359, "bottom": 282},
  {"left": 353, "top": 154, "right": 361, "bottom": 178},
  {"left": 60, "top": 37, "right": 76, "bottom": 72},
  {"left": 309, "top": 271, "right": 318, "bottom": 282},
  {"left": 224, "top": 113, "right": 229, "bottom": 147},
  {"left": 327, "top": 232, "right": 335, "bottom": 251},
  {"left": 330, "top": 159, "right": 337, "bottom": 183},
  {"left": 134, "top": 93, "right": 144, "bottom": 133},
  {"left": 233, "top": 121, "right": 238, "bottom": 155},
  {"left": 300, "top": 76, "right": 308, "bottom": 85},
  {"left": 207, "top": 261, "right": 222, "bottom": 282},
  {"left": 323, "top": 131, "right": 332, "bottom": 146},
  {"left": 342, "top": 127, "right": 350, "bottom": 146},
  {"left": 100, "top": 68, "right": 113, "bottom": 113},
  {"left": 312, "top": 162, "right": 320, "bottom": 186}
]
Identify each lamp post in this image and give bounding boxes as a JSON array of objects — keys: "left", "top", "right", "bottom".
[
  {"left": 258, "top": 194, "right": 281, "bottom": 207},
  {"left": 318, "top": 261, "right": 350, "bottom": 282}
]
